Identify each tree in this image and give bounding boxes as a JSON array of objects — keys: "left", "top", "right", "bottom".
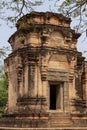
[
  {"left": 0, "top": 70, "right": 8, "bottom": 117},
  {"left": 0, "top": 0, "right": 87, "bottom": 116},
  {"left": 0, "top": 0, "right": 43, "bottom": 57},
  {"left": 58, "top": 0, "right": 87, "bottom": 33},
  {"left": 0, "top": 0, "right": 87, "bottom": 59},
  {"left": 0, "top": 0, "right": 87, "bottom": 55},
  {"left": 0, "top": 0, "right": 43, "bottom": 25},
  {"left": 0, "top": 46, "right": 11, "bottom": 64},
  {"left": 0, "top": 0, "right": 86, "bottom": 33},
  {"left": 0, "top": 0, "right": 87, "bottom": 65},
  {"left": 0, "top": 47, "right": 9, "bottom": 58}
]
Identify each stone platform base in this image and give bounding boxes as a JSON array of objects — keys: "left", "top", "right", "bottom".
[
  {"left": 0, "top": 113, "right": 87, "bottom": 129},
  {"left": 0, "top": 127, "right": 87, "bottom": 130}
]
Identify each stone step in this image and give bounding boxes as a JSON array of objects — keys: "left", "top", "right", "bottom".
[
  {"left": 0, "top": 127, "right": 87, "bottom": 130},
  {"left": 49, "top": 116, "right": 72, "bottom": 127}
]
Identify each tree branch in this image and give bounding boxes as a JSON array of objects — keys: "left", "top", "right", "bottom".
[{"left": 66, "top": 0, "right": 87, "bottom": 16}]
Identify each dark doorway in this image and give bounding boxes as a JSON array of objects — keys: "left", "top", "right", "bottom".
[
  {"left": 49, "top": 83, "right": 64, "bottom": 110},
  {"left": 50, "top": 85, "right": 57, "bottom": 110}
]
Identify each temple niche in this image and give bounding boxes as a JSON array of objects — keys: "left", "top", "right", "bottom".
[{"left": 0, "top": 12, "right": 87, "bottom": 129}]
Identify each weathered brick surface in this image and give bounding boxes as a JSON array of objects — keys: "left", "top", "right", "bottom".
[{"left": 2, "top": 12, "right": 87, "bottom": 128}]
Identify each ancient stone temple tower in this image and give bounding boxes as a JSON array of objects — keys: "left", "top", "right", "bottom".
[{"left": 1, "top": 12, "right": 87, "bottom": 128}]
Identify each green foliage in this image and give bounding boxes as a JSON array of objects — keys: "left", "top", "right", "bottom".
[
  {"left": 1, "top": 0, "right": 87, "bottom": 34},
  {"left": 19, "top": 36, "right": 26, "bottom": 43},
  {"left": 58, "top": 0, "right": 87, "bottom": 32},
  {"left": 0, "top": 0, "right": 43, "bottom": 24},
  {"left": 0, "top": 0, "right": 86, "bottom": 32},
  {"left": 0, "top": 72, "right": 8, "bottom": 117},
  {"left": 0, "top": 46, "right": 10, "bottom": 59}
]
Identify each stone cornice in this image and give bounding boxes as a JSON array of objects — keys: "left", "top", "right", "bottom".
[
  {"left": 8, "top": 24, "right": 80, "bottom": 44},
  {"left": 16, "top": 11, "right": 71, "bottom": 28},
  {"left": 5, "top": 46, "right": 83, "bottom": 62}
]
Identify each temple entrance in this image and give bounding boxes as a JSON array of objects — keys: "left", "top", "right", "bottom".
[{"left": 49, "top": 83, "right": 63, "bottom": 110}]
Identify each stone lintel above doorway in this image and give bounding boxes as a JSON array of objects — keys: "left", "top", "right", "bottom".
[{"left": 47, "top": 68, "right": 68, "bottom": 82}]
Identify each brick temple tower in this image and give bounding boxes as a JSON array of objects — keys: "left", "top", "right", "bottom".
[{"left": 1, "top": 12, "right": 87, "bottom": 129}]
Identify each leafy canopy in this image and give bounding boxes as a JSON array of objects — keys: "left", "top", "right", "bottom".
[
  {"left": 0, "top": 0, "right": 87, "bottom": 32},
  {"left": 0, "top": 0, "right": 87, "bottom": 116},
  {"left": 0, "top": 0, "right": 87, "bottom": 58},
  {"left": 0, "top": 71, "right": 8, "bottom": 117},
  {"left": 58, "top": 0, "right": 87, "bottom": 32},
  {"left": 0, "top": 0, "right": 43, "bottom": 25}
]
